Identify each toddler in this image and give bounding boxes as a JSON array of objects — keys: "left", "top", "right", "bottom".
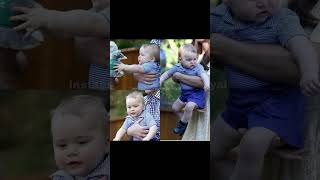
[
  {"left": 115, "top": 43, "right": 160, "bottom": 91},
  {"left": 160, "top": 44, "right": 210, "bottom": 135},
  {"left": 113, "top": 91, "right": 158, "bottom": 141},
  {"left": 50, "top": 95, "right": 109, "bottom": 180}
]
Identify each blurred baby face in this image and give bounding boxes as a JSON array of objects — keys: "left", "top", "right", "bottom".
[
  {"left": 138, "top": 47, "right": 154, "bottom": 64},
  {"left": 180, "top": 50, "right": 198, "bottom": 69},
  {"left": 126, "top": 97, "right": 144, "bottom": 117},
  {"left": 226, "top": 0, "right": 281, "bottom": 23},
  {"left": 52, "top": 115, "right": 106, "bottom": 177}
]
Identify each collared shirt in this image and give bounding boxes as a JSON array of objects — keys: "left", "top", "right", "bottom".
[
  {"left": 122, "top": 110, "right": 157, "bottom": 141},
  {"left": 50, "top": 154, "right": 109, "bottom": 180},
  {"left": 210, "top": 4, "right": 307, "bottom": 90},
  {"left": 144, "top": 90, "right": 160, "bottom": 141},
  {"left": 167, "top": 63, "right": 206, "bottom": 90}
]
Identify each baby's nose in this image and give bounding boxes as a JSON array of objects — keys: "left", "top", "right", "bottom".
[{"left": 67, "top": 146, "right": 79, "bottom": 157}]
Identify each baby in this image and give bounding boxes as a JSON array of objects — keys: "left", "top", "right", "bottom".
[
  {"left": 160, "top": 44, "right": 210, "bottom": 135},
  {"left": 50, "top": 95, "right": 109, "bottom": 180},
  {"left": 114, "top": 43, "right": 160, "bottom": 91},
  {"left": 113, "top": 91, "right": 158, "bottom": 141},
  {"left": 211, "top": 0, "right": 320, "bottom": 179}
]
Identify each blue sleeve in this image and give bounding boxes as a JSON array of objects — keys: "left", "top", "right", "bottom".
[
  {"left": 121, "top": 117, "right": 132, "bottom": 130},
  {"left": 145, "top": 112, "right": 157, "bottom": 128},
  {"left": 142, "top": 62, "right": 154, "bottom": 73},
  {"left": 166, "top": 65, "right": 178, "bottom": 77},
  {"left": 196, "top": 64, "right": 206, "bottom": 76},
  {"left": 277, "top": 9, "right": 307, "bottom": 47},
  {"left": 142, "top": 62, "right": 160, "bottom": 74}
]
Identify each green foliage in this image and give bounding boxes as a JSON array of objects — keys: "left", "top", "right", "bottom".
[
  {"left": 112, "top": 39, "right": 151, "bottom": 49},
  {"left": 110, "top": 90, "right": 130, "bottom": 118}
]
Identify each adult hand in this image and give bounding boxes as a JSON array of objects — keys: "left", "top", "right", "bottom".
[
  {"left": 172, "top": 72, "right": 182, "bottom": 83},
  {"left": 133, "top": 72, "right": 157, "bottom": 85},
  {"left": 127, "top": 119, "right": 149, "bottom": 140}
]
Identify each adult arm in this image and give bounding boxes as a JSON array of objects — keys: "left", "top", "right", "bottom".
[
  {"left": 172, "top": 72, "right": 204, "bottom": 88},
  {"left": 126, "top": 119, "right": 149, "bottom": 140},
  {"left": 133, "top": 72, "right": 157, "bottom": 85},
  {"left": 211, "top": 33, "right": 301, "bottom": 85}
]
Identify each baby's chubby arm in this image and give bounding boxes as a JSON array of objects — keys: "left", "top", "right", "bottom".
[
  {"left": 114, "top": 63, "right": 144, "bottom": 74},
  {"left": 287, "top": 36, "right": 320, "bottom": 96},
  {"left": 160, "top": 71, "right": 171, "bottom": 86},
  {"left": 113, "top": 128, "right": 126, "bottom": 141},
  {"left": 200, "top": 72, "right": 210, "bottom": 91},
  {"left": 142, "top": 125, "right": 157, "bottom": 141},
  {"left": 11, "top": 6, "right": 109, "bottom": 37}
]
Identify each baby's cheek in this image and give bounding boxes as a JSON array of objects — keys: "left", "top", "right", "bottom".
[{"left": 54, "top": 151, "right": 66, "bottom": 169}]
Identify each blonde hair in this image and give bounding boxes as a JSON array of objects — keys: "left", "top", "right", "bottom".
[
  {"left": 126, "top": 91, "right": 144, "bottom": 106},
  {"left": 178, "top": 44, "right": 197, "bottom": 60},
  {"left": 141, "top": 44, "right": 160, "bottom": 62},
  {"left": 51, "top": 95, "right": 108, "bottom": 133}
]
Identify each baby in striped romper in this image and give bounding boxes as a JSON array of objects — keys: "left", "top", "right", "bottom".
[{"left": 211, "top": 0, "right": 320, "bottom": 180}]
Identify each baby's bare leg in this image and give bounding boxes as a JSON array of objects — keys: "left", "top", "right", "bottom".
[
  {"left": 230, "top": 127, "right": 276, "bottom": 180},
  {"left": 211, "top": 115, "right": 241, "bottom": 180},
  {"left": 181, "top": 101, "right": 197, "bottom": 123},
  {"left": 172, "top": 98, "right": 185, "bottom": 120}
]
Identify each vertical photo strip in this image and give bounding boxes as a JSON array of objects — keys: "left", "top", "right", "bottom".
[
  {"left": 160, "top": 39, "right": 210, "bottom": 141},
  {"left": 110, "top": 39, "right": 161, "bottom": 141}
]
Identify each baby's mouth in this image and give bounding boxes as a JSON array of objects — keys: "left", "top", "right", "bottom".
[
  {"left": 257, "top": 10, "right": 269, "bottom": 17},
  {"left": 67, "top": 161, "right": 83, "bottom": 168}
]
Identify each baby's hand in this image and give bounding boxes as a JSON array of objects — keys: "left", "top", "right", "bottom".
[
  {"left": 114, "top": 63, "right": 125, "bottom": 72},
  {"left": 300, "top": 73, "right": 320, "bottom": 96}
]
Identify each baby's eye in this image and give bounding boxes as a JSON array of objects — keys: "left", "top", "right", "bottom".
[
  {"left": 78, "top": 141, "right": 89, "bottom": 145},
  {"left": 57, "top": 144, "right": 67, "bottom": 148}
]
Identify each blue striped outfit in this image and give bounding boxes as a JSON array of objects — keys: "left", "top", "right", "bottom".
[{"left": 211, "top": 4, "right": 307, "bottom": 148}]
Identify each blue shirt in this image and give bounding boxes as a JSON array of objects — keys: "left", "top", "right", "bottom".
[
  {"left": 51, "top": 154, "right": 109, "bottom": 180},
  {"left": 122, "top": 110, "right": 157, "bottom": 141},
  {"left": 138, "top": 61, "right": 160, "bottom": 90},
  {"left": 167, "top": 63, "right": 206, "bottom": 90},
  {"left": 144, "top": 90, "right": 160, "bottom": 140},
  {"left": 211, "top": 4, "right": 307, "bottom": 90}
]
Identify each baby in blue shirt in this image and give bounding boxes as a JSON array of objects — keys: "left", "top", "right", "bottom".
[
  {"left": 211, "top": 0, "right": 320, "bottom": 180},
  {"left": 115, "top": 43, "right": 160, "bottom": 91},
  {"left": 160, "top": 44, "right": 209, "bottom": 135},
  {"left": 113, "top": 91, "right": 158, "bottom": 141}
]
